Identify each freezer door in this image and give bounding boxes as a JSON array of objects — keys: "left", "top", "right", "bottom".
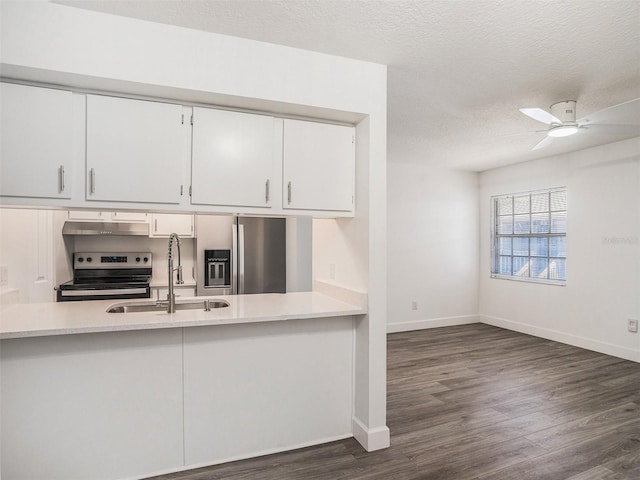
[{"left": 238, "top": 217, "right": 286, "bottom": 294}]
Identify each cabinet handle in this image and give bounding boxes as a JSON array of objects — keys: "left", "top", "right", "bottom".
[
  {"left": 89, "top": 168, "right": 96, "bottom": 194},
  {"left": 287, "top": 181, "right": 292, "bottom": 204},
  {"left": 265, "top": 179, "right": 270, "bottom": 204},
  {"left": 59, "top": 165, "right": 65, "bottom": 192},
  {"left": 154, "top": 219, "right": 158, "bottom": 233}
]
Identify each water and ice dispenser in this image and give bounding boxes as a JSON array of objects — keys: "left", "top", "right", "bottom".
[{"left": 204, "top": 249, "right": 231, "bottom": 288}]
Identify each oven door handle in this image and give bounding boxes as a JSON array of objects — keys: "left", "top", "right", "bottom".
[{"left": 59, "top": 287, "right": 149, "bottom": 297}]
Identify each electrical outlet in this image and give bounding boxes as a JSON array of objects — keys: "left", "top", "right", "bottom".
[
  {"left": 411, "top": 301, "right": 418, "bottom": 311},
  {"left": 0, "top": 265, "right": 8, "bottom": 287},
  {"left": 628, "top": 319, "right": 638, "bottom": 333}
]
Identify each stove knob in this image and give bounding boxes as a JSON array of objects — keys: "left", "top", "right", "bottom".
[
  {"left": 77, "top": 257, "right": 84, "bottom": 263},
  {"left": 143, "top": 257, "right": 149, "bottom": 263},
  {"left": 136, "top": 257, "right": 141, "bottom": 263},
  {"left": 86, "top": 257, "right": 93, "bottom": 263}
]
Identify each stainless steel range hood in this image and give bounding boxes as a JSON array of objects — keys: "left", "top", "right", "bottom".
[{"left": 62, "top": 221, "right": 149, "bottom": 236}]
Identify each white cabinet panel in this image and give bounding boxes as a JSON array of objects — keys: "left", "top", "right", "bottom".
[
  {"left": 67, "top": 210, "right": 105, "bottom": 221},
  {"left": 110, "top": 211, "right": 148, "bottom": 222},
  {"left": 149, "top": 213, "right": 194, "bottom": 237},
  {"left": 183, "top": 318, "right": 353, "bottom": 466},
  {"left": 191, "top": 108, "right": 275, "bottom": 208},
  {"left": 0, "top": 83, "right": 73, "bottom": 199},
  {"left": 86, "top": 95, "right": 185, "bottom": 204},
  {"left": 283, "top": 119, "right": 355, "bottom": 213},
  {"left": 68, "top": 210, "right": 148, "bottom": 222},
  {"left": 1, "top": 330, "right": 184, "bottom": 480}
]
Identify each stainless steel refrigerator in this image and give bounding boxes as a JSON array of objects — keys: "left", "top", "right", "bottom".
[{"left": 196, "top": 216, "right": 287, "bottom": 296}]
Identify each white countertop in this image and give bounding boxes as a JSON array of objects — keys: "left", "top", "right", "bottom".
[{"left": 0, "top": 292, "right": 366, "bottom": 339}]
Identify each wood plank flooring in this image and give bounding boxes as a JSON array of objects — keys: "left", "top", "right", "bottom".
[{"left": 147, "top": 324, "right": 640, "bottom": 480}]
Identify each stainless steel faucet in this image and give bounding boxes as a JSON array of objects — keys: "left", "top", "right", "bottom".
[{"left": 167, "top": 233, "right": 184, "bottom": 313}]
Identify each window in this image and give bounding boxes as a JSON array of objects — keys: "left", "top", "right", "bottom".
[{"left": 491, "top": 187, "right": 566, "bottom": 284}]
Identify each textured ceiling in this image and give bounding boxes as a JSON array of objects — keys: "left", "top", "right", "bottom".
[{"left": 57, "top": 0, "right": 640, "bottom": 171}]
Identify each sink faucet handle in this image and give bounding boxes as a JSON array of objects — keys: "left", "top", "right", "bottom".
[
  {"left": 167, "top": 232, "right": 183, "bottom": 314},
  {"left": 177, "top": 265, "right": 184, "bottom": 284}
]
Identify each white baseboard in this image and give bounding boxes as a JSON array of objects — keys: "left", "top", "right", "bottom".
[
  {"left": 480, "top": 314, "right": 640, "bottom": 363},
  {"left": 387, "top": 315, "right": 479, "bottom": 333},
  {"left": 141, "top": 432, "right": 355, "bottom": 480},
  {"left": 352, "top": 416, "right": 390, "bottom": 452}
]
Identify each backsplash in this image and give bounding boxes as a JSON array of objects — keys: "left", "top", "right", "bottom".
[{"left": 70, "top": 235, "right": 196, "bottom": 286}]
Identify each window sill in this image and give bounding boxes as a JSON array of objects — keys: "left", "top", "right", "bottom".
[{"left": 490, "top": 274, "right": 566, "bottom": 286}]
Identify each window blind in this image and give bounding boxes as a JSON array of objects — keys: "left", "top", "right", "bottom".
[{"left": 492, "top": 187, "right": 567, "bottom": 283}]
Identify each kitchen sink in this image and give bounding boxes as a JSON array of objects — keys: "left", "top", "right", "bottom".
[{"left": 106, "top": 299, "right": 230, "bottom": 313}]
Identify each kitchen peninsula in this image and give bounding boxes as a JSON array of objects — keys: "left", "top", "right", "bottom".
[
  {"left": 1, "top": 289, "right": 365, "bottom": 479},
  {"left": 0, "top": 3, "right": 388, "bottom": 480}
]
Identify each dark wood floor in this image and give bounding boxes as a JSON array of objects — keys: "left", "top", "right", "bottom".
[{"left": 148, "top": 324, "right": 640, "bottom": 480}]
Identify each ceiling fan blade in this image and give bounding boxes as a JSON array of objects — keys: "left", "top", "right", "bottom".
[
  {"left": 496, "top": 129, "right": 548, "bottom": 138},
  {"left": 577, "top": 98, "right": 640, "bottom": 126},
  {"left": 532, "top": 136, "right": 554, "bottom": 150},
  {"left": 580, "top": 123, "right": 640, "bottom": 136},
  {"left": 520, "top": 108, "right": 562, "bottom": 125}
]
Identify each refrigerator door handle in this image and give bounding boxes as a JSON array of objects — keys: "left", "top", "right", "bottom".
[
  {"left": 231, "top": 223, "right": 238, "bottom": 295},
  {"left": 238, "top": 223, "right": 245, "bottom": 294}
]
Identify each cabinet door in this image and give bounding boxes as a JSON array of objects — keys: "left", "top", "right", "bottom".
[
  {"left": 86, "top": 95, "right": 185, "bottom": 204},
  {"left": 0, "top": 83, "right": 73, "bottom": 199},
  {"left": 68, "top": 210, "right": 148, "bottom": 222},
  {"left": 150, "top": 214, "right": 194, "bottom": 238},
  {"left": 191, "top": 108, "right": 274, "bottom": 208},
  {"left": 110, "top": 211, "right": 148, "bottom": 222},
  {"left": 283, "top": 119, "right": 355, "bottom": 212},
  {"left": 68, "top": 210, "right": 105, "bottom": 221}
]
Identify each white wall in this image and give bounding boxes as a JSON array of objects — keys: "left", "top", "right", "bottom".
[
  {"left": 0, "top": 1, "right": 382, "bottom": 119},
  {"left": 313, "top": 217, "right": 368, "bottom": 292},
  {"left": 387, "top": 164, "right": 480, "bottom": 332},
  {"left": 479, "top": 137, "right": 640, "bottom": 362}
]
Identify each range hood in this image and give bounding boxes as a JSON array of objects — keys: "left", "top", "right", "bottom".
[{"left": 62, "top": 221, "right": 149, "bottom": 236}]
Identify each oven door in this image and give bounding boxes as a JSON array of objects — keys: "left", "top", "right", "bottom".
[{"left": 56, "top": 282, "right": 151, "bottom": 302}]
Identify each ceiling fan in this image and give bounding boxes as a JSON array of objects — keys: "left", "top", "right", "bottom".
[{"left": 519, "top": 100, "right": 640, "bottom": 150}]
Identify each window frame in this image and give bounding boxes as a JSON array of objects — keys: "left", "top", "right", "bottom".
[{"left": 490, "top": 187, "right": 567, "bottom": 286}]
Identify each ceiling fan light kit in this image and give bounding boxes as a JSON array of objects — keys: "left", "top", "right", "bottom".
[{"left": 547, "top": 124, "right": 579, "bottom": 137}]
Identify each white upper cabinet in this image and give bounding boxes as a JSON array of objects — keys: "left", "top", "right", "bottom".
[
  {"left": 86, "top": 95, "right": 186, "bottom": 205},
  {"left": 191, "top": 107, "right": 275, "bottom": 208},
  {"left": 149, "top": 213, "right": 194, "bottom": 238},
  {"left": 0, "top": 82, "right": 74, "bottom": 199},
  {"left": 283, "top": 119, "right": 355, "bottom": 213},
  {"left": 2, "top": 84, "right": 356, "bottom": 217}
]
